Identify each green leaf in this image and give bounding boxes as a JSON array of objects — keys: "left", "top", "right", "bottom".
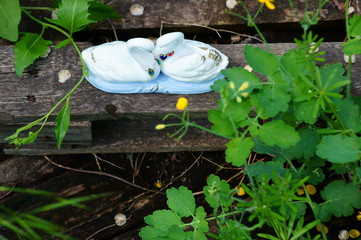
[
  {"left": 246, "top": 161, "right": 287, "bottom": 181},
  {"left": 316, "top": 135, "right": 360, "bottom": 163},
  {"left": 222, "top": 101, "right": 251, "bottom": 122},
  {"left": 315, "top": 180, "right": 361, "bottom": 221},
  {"left": 244, "top": 45, "right": 280, "bottom": 75},
  {"left": 166, "top": 186, "right": 195, "bottom": 217},
  {"left": 343, "top": 39, "right": 361, "bottom": 55},
  {"left": 189, "top": 207, "right": 209, "bottom": 240},
  {"left": 55, "top": 97, "right": 71, "bottom": 149},
  {"left": 254, "top": 75, "right": 291, "bottom": 117},
  {"left": 338, "top": 98, "right": 361, "bottom": 133},
  {"left": 318, "top": 64, "right": 348, "bottom": 93},
  {"left": 259, "top": 120, "right": 300, "bottom": 148},
  {"left": 221, "top": 67, "right": 263, "bottom": 94},
  {"left": 280, "top": 49, "right": 307, "bottom": 79},
  {"left": 288, "top": 127, "right": 320, "bottom": 160},
  {"left": 225, "top": 137, "right": 254, "bottom": 167},
  {"left": 14, "top": 32, "right": 53, "bottom": 76},
  {"left": 349, "top": 14, "right": 361, "bottom": 37},
  {"left": 253, "top": 137, "right": 292, "bottom": 162},
  {"left": 88, "top": 0, "right": 121, "bottom": 21},
  {"left": 55, "top": 38, "right": 71, "bottom": 49},
  {"left": 143, "top": 209, "right": 184, "bottom": 231},
  {"left": 294, "top": 99, "right": 319, "bottom": 124},
  {"left": 203, "top": 174, "right": 232, "bottom": 209},
  {"left": 208, "top": 109, "right": 235, "bottom": 137},
  {"left": 0, "top": 0, "right": 21, "bottom": 41},
  {"left": 46, "top": 0, "right": 95, "bottom": 34}
]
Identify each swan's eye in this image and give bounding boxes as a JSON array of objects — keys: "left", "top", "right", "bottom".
[
  {"left": 168, "top": 51, "right": 174, "bottom": 57},
  {"left": 159, "top": 54, "right": 167, "bottom": 61},
  {"left": 148, "top": 68, "right": 155, "bottom": 76}
]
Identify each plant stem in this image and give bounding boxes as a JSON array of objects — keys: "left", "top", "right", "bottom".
[
  {"left": 188, "top": 122, "right": 233, "bottom": 140},
  {"left": 345, "top": 0, "right": 352, "bottom": 97}
]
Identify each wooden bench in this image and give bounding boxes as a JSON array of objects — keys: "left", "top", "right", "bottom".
[{"left": 1, "top": 0, "right": 360, "bottom": 156}]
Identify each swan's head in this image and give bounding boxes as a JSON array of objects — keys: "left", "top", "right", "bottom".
[
  {"left": 153, "top": 32, "right": 184, "bottom": 61},
  {"left": 127, "top": 38, "right": 160, "bottom": 78}
]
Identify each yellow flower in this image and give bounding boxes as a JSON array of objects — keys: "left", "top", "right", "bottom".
[
  {"left": 155, "top": 124, "right": 166, "bottom": 130},
  {"left": 305, "top": 184, "right": 317, "bottom": 195},
  {"left": 154, "top": 180, "right": 163, "bottom": 188},
  {"left": 258, "top": 0, "right": 275, "bottom": 10},
  {"left": 229, "top": 81, "right": 236, "bottom": 90},
  {"left": 239, "top": 82, "right": 249, "bottom": 91},
  {"left": 235, "top": 186, "right": 246, "bottom": 196},
  {"left": 349, "top": 229, "right": 361, "bottom": 238},
  {"left": 176, "top": 97, "right": 188, "bottom": 110},
  {"left": 297, "top": 187, "right": 305, "bottom": 196}
]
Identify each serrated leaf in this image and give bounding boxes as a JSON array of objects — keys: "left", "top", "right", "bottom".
[
  {"left": 88, "top": 0, "right": 121, "bottom": 21},
  {"left": 316, "top": 135, "right": 360, "bottom": 163},
  {"left": 55, "top": 97, "right": 70, "bottom": 149},
  {"left": 254, "top": 76, "right": 291, "bottom": 117},
  {"left": 349, "top": 14, "right": 361, "bottom": 37},
  {"left": 316, "top": 180, "right": 361, "bottom": 221},
  {"left": 319, "top": 63, "right": 347, "bottom": 93},
  {"left": 203, "top": 174, "right": 232, "bottom": 209},
  {"left": 208, "top": 109, "right": 235, "bottom": 137},
  {"left": 14, "top": 33, "right": 53, "bottom": 76},
  {"left": 166, "top": 186, "right": 195, "bottom": 217},
  {"left": 189, "top": 206, "right": 208, "bottom": 240},
  {"left": 294, "top": 99, "right": 319, "bottom": 124},
  {"left": 338, "top": 98, "right": 361, "bottom": 133},
  {"left": 144, "top": 210, "right": 184, "bottom": 230},
  {"left": 253, "top": 137, "right": 292, "bottom": 162},
  {"left": 259, "top": 120, "right": 300, "bottom": 148},
  {"left": 46, "top": 0, "right": 95, "bottom": 34},
  {"left": 288, "top": 127, "right": 320, "bottom": 160},
  {"left": 0, "top": 0, "right": 21, "bottom": 41},
  {"left": 222, "top": 101, "right": 251, "bottom": 122},
  {"left": 225, "top": 137, "right": 254, "bottom": 167},
  {"left": 343, "top": 39, "right": 361, "bottom": 55},
  {"left": 244, "top": 45, "right": 280, "bottom": 75},
  {"left": 280, "top": 49, "right": 307, "bottom": 79}
]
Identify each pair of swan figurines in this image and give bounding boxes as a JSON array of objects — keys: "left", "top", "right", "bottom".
[{"left": 81, "top": 32, "right": 229, "bottom": 94}]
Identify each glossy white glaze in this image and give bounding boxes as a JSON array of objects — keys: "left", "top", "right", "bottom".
[{"left": 153, "top": 32, "right": 229, "bottom": 82}]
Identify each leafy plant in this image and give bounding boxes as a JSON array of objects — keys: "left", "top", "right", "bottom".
[
  {"left": 0, "top": 0, "right": 121, "bottom": 149},
  {"left": 151, "top": 0, "right": 361, "bottom": 239},
  {"left": 0, "top": 186, "right": 107, "bottom": 240}
]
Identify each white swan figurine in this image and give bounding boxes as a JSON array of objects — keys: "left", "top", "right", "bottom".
[{"left": 82, "top": 38, "right": 161, "bottom": 93}]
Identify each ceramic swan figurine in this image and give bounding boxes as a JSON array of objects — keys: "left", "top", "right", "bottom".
[
  {"left": 82, "top": 38, "right": 161, "bottom": 93},
  {"left": 82, "top": 32, "right": 229, "bottom": 94},
  {"left": 153, "top": 32, "right": 229, "bottom": 94}
]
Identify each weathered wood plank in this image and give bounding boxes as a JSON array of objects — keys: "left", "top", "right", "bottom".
[
  {"left": 0, "top": 122, "right": 92, "bottom": 145},
  {"left": 4, "top": 118, "right": 228, "bottom": 155},
  {"left": 1, "top": 42, "right": 360, "bottom": 124},
  {"left": 19, "top": 0, "right": 353, "bottom": 35}
]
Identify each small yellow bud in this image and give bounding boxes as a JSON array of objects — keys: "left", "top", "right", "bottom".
[
  {"left": 236, "top": 186, "right": 246, "bottom": 196},
  {"left": 349, "top": 229, "right": 361, "bottom": 238},
  {"left": 154, "top": 180, "right": 163, "bottom": 188},
  {"left": 236, "top": 96, "right": 242, "bottom": 103},
  {"left": 155, "top": 124, "right": 166, "bottom": 130},
  {"left": 239, "top": 82, "right": 249, "bottom": 91},
  {"left": 241, "top": 92, "right": 249, "bottom": 97},
  {"left": 229, "top": 81, "right": 236, "bottom": 90},
  {"left": 316, "top": 223, "right": 328, "bottom": 234},
  {"left": 297, "top": 188, "right": 305, "bottom": 196},
  {"left": 305, "top": 184, "right": 317, "bottom": 195},
  {"left": 176, "top": 97, "right": 188, "bottom": 110}
]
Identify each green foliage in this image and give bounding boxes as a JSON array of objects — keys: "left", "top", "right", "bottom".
[
  {"left": 2, "top": 0, "right": 120, "bottom": 148},
  {"left": 258, "top": 120, "right": 300, "bottom": 148},
  {"left": 315, "top": 181, "right": 361, "bottom": 221},
  {"left": 0, "top": 187, "right": 106, "bottom": 240},
  {"left": 45, "top": 0, "right": 95, "bottom": 34},
  {"left": 316, "top": 135, "right": 360, "bottom": 163},
  {"left": 203, "top": 174, "right": 232, "bottom": 209},
  {"left": 139, "top": 187, "right": 209, "bottom": 240},
  {"left": 225, "top": 137, "right": 254, "bottom": 166},
  {"left": 0, "top": 0, "right": 21, "bottom": 41},
  {"left": 14, "top": 32, "right": 53, "bottom": 76},
  {"left": 55, "top": 97, "right": 71, "bottom": 149},
  {"left": 343, "top": 14, "right": 361, "bottom": 55},
  {"left": 244, "top": 45, "right": 280, "bottom": 75}
]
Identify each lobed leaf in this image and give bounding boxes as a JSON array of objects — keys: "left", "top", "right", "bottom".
[
  {"left": 88, "top": 0, "right": 121, "bottom": 21},
  {"left": 14, "top": 32, "right": 53, "bottom": 76},
  {"left": 225, "top": 137, "right": 254, "bottom": 167},
  {"left": 0, "top": 0, "right": 21, "bottom": 41},
  {"left": 166, "top": 186, "right": 195, "bottom": 218},
  {"left": 258, "top": 120, "right": 300, "bottom": 149},
  {"left": 288, "top": 127, "right": 320, "bottom": 160},
  {"left": 316, "top": 135, "right": 360, "bottom": 163},
  {"left": 349, "top": 14, "right": 361, "bottom": 37},
  {"left": 244, "top": 45, "right": 280, "bottom": 75},
  {"left": 203, "top": 174, "right": 232, "bottom": 209}
]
